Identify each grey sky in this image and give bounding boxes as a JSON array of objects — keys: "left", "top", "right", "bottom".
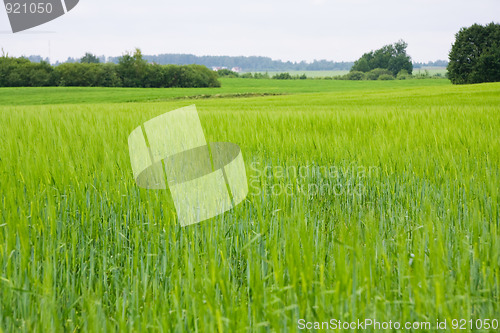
[{"left": 0, "top": 0, "right": 498, "bottom": 63}]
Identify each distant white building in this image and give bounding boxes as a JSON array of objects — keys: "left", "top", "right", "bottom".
[{"left": 211, "top": 66, "right": 242, "bottom": 72}]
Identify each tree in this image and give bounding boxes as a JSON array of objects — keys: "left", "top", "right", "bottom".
[
  {"left": 117, "top": 48, "right": 148, "bottom": 87},
  {"left": 351, "top": 40, "right": 412, "bottom": 76},
  {"left": 388, "top": 54, "right": 413, "bottom": 76},
  {"left": 353, "top": 57, "right": 370, "bottom": 72},
  {"left": 80, "top": 52, "right": 100, "bottom": 64},
  {"left": 448, "top": 22, "right": 500, "bottom": 84}
]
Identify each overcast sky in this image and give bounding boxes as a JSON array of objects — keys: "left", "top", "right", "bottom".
[{"left": 0, "top": 0, "right": 498, "bottom": 63}]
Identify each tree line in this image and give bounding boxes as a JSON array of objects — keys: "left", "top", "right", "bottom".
[
  {"left": 106, "top": 54, "right": 354, "bottom": 72},
  {"left": 413, "top": 60, "right": 448, "bottom": 68},
  {"left": 0, "top": 49, "right": 220, "bottom": 88},
  {"left": 21, "top": 54, "right": 449, "bottom": 73}
]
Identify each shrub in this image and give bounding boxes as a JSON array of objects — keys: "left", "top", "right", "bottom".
[
  {"left": 343, "top": 71, "right": 366, "bottom": 80},
  {"left": 396, "top": 69, "right": 411, "bottom": 80},
  {"left": 414, "top": 70, "right": 430, "bottom": 79},
  {"left": 179, "top": 64, "right": 221, "bottom": 88},
  {"left": 0, "top": 57, "right": 55, "bottom": 87},
  {"left": 253, "top": 72, "right": 270, "bottom": 79},
  {"left": 378, "top": 74, "right": 395, "bottom": 80},
  {"left": 55, "top": 63, "right": 120, "bottom": 87},
  {"left": 366, "top": 68, "right": 392, "bottom": 80},
  {"left": 216, "top": 69, "right": 239, "bottom": 78},
  {"left": 272, "top": 72, "right": 293, "bottom": 80}
]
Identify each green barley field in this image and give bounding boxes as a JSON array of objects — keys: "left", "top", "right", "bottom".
[{"left": 0, "top": 78, "right": 499, "bottom": 332}]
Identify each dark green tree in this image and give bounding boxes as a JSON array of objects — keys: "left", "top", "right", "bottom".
[
  {"left": 117, "top": 48, "right": 148, "bottom": 87},
  {"left": 447, "top": 22, "right": 500, "bottom": 84},
  {"left": 353, "top": 57, "right": 370, "bottom": 72},
  {"left": 80, "top": 53, "right": 100, "bottom": 64},
  {"left": 388, "top": 54, "right": 413, "bottom": 76}
]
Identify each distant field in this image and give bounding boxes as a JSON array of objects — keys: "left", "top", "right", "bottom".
[
  {"left": 413, "top": 67, "right": 448, "bottom": 76},
  {"left": 248, "top": 68, "right": 447, "bottom": 78},
  {"left": 0, "top": 78, "right": 451, "bottom": 105},
  {"left": 249, "top": 70, "right": 350, "bottom": 77},
  {"left": 0, "top": 79, "right": 498, "bottom": 332}
]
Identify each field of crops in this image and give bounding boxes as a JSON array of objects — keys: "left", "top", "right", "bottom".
[
  {"left": 249, "top": 71, "right": 351, "bottom": 78},
  {"left": 247, "top": 68, "right": 447, "bottom": 78},
  {"left": 0, "top": 79, "right": 499, "bottom": 332}
]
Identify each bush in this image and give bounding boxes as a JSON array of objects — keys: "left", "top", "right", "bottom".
[
  {"left": 271, "top": 72, "right": 307, "bottom": 80},
  {"left": 396, "top": 69, "right": 411, "bottom": 80},
  {"left": 414, "top": 70, "right": 430, "bottom": 79},
  {"left": 343, "top": 71, "right": 366, "bottom": 80},
  {"left": 253, "top": 72, "right": 270, "bottom": 79},
  {"left": 143, "top": 64, "right": 166, "bottom": 88},
  {"left": 272, "top": 72, "right": 293, "bottom": 80},
  {"left": 378, "top": 74, "right": 395, "bottom": 80},
  {"left": 0, "top": 57, "right": 55, "bottom": 87},
  {"left": 366, "top": 68, "right": 392, "bottom": 80},
  {"left": 0, "top": 57, "right": 28, "bottom": 87},
  {"left": 179, "top": 65, "right": 221, "bottom": 88},
  {"left": 55, "top": 63, "right": 121, "bottom": 87},
  {"left": 216, "top": 69, "right": 239, "bottom": 78}
]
